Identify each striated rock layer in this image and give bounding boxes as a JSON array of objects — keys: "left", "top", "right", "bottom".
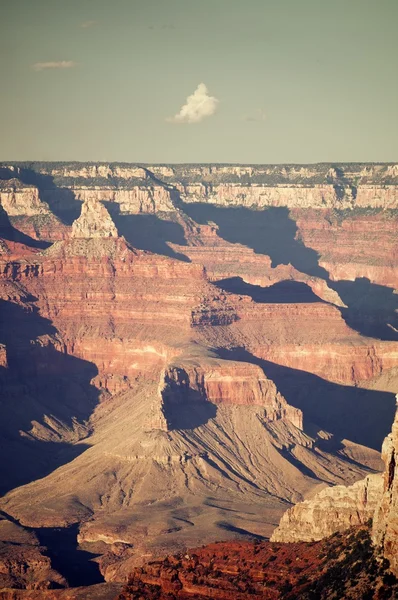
[
  {"left": 270, "top": 474, "right": 382, "bottom": 542},
  {"left": 0, "top": 199, "right": 389, "bottom": 586},
  {"left": 119, "top": 527, "right": 398, "bottom": 600},
  {"left": 0, "top": 164, "right": 397, "bottom": 590},
  {"left": 1, "top": 162, "right": 398, "bottom": 294}
]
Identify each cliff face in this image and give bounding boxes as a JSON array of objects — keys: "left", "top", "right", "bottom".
[
  {"left": 271, "top": 474, "right": 383, "bottom": 542},
  {"left": 372, "top": 398, "right": 398, "bottom": 575},
  {"left": 158, "top": 359, "right": 303, "bottom": 430},
  {"left": 179, "top": 182, "right": 398, "bottom": 209},
  {"left": 0, "top": 180, "right": 51, "bottom": 216},
  {"left": 272, "top": 403, "right": 398, "bottom": 576}
]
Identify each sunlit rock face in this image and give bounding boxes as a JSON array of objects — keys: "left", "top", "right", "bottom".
[
  {"left": 71, "top": 198, "right": 118, "bottom": 238},
  {"left": 373, "top": 398, "right": 398, "bottom": 576},
  {"left": 271, "top": 474, "right": 383, "bottom": 542},
  {"left": 272, "top": 401, "right": 398, "bottom": 577}
]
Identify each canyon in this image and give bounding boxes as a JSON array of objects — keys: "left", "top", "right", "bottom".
[
  {"left": 116, "top": 393, "right": 398, "bottom": 599},
  {"left": 0, "top": 162, "right": 397, "bottom": 596}
]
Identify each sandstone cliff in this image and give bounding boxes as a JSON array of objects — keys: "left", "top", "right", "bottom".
[
  {"left": 71, "top": 199, "right": 118, "bottom": 238},
  {"left": 157, "top": 359, "right": 303, "bottom": 430},
  {"left": 272, "top": 401, "right": 398, "bottom": 576},
  {"left": 372, "top": 397, "right": 398, "bottom": 575},
  {"left": 0, "top": 180, "right": 50, "bottom": 217},
  {"left": 271, "top": 474, "right": 382, "bottom": 542}
]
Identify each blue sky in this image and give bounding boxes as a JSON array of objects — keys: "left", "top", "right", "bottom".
[{"left": 1, "top": 0, "right": 397, "bottom": 163}]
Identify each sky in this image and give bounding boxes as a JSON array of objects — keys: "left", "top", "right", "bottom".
[{"left": 1, "top": 0, "right": 397, "bottom": 163}]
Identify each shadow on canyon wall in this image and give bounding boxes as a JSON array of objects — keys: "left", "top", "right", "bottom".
[
  {"left": 216, "top": 348, "right": 396, "bottom": 451},
  {"left": 103, "top": 202, "right": 191, "bottom": 262},
  {"left": 180, "top": 201, "right": 398, "bottom": 342},
  {"left": 36, "top": 524, "right": 104, "bottom": 586},
  {"left": 161, "top": 376, "right": 217, "bottom": 430},
  {"left": 166, "top": 401, "right": 217, "bottom": 430},
  {"left": 215, "top": 278, "right": 323, "bottom": 304},
  {"left": 181, "top": 202, "right": 329, "bottom": 279},
  {"left": 0, "top": 300, "right": 99, "bottom": 495},
  {"left": 0, "top": 205, "right": 50, "bottom": 250},
  {"left": 331, "top": 278, "right": 398, "bottom": 341},
  {"left": 0, "top": 166, "right": 81, "bottom": 225},
  {"left": 0, "top": 511, "right": 104, "bottom": 587}
]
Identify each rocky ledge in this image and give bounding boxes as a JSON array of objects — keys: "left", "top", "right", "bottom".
[{"left": 272, "top": 397, "right": 398, "bottom": 577}]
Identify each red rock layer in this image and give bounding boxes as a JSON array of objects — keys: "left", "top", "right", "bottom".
[
  {"left": 292, "top": 208, "right": 398, "bottom": 288},
  {"left": 118, "top": 527, "right": 398, "bottom": 600},
  {"left": 159, "top": 359, "right": 303, "bottom": 429}
]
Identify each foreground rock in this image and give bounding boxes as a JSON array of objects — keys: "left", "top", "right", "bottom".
[
  {"left": 118, "top": 527, "right": 398, "bottom": 600},
  {"left": 270, "top": 474, "right": 383, "bottom": 542},
  {"left": 0, "top": 514, "right": 65, "bottom": 591},
  {"left": 373, "top": 397, "right": 398, "bottom": 575},
  {"left": 272, "top": 398, "right": 398, "bottom": 578}
]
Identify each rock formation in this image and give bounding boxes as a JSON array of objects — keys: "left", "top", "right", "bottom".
[
  {"left": 372, "top": 396, "right": 398, "bottom": 575},
  {"left": 118, "top": 527, "right": 398, "bottom": 599},
  {"left": 0, "top": 179, "right": 50, "bottom": 216},
  {"left": 270, "top": 474, "right": 382, "bottom": 542},
  {"left": 158, "top": 359, "right": 303, "bottom": 429},
  {"left": 271, "top": 399, "right": 398, "bottom": 576},
  {"left": 0, "top": 162, "right": 397, "bottom": 591},
  {"left": 70, "top": 198, "right": 118, "bottom": 238},
  {"left": 0, "top": 514, "right": 66, "bottom": 591}
]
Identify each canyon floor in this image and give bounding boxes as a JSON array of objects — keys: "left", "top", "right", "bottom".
[{"left": 0, "top": 162, "right": 397, "bottom": 596}]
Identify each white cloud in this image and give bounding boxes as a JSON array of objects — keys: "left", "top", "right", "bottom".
[
  {"left": 167, "top": 83, "right": 219, "bottom": 124},
  {"left": 80, "top": 20, "right": 98, "bottom": 29},
  {"left": 32, "top": 61, "right": 77, "bottom": 72}
]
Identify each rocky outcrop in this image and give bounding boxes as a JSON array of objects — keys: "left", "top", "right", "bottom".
[
  {"left": 0, "top": 543, "right": 66, "bottom": 591},
  {"left": 272, "top": 401, "right": 398, "bottom": 576},
  {"left": 372, "top": 397, "right": 398, "bottom": 575},
  {"left": 270, "top": 474, "right": 382, "bottom": 542},
  {"left": 0, "top": 515, "right": 66, "bottom": 591},
  {"left": 119, "top": 527, "right": 398, "bottom": 600},
  {"left": 157, "top": 359, "right": 303, "bottom": 430},
  {"left": 71, "top": 199, "right": 118, "bottom": 238},
  {"left": 0, "top": 180, "right": 50, "bottom": 217}
]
